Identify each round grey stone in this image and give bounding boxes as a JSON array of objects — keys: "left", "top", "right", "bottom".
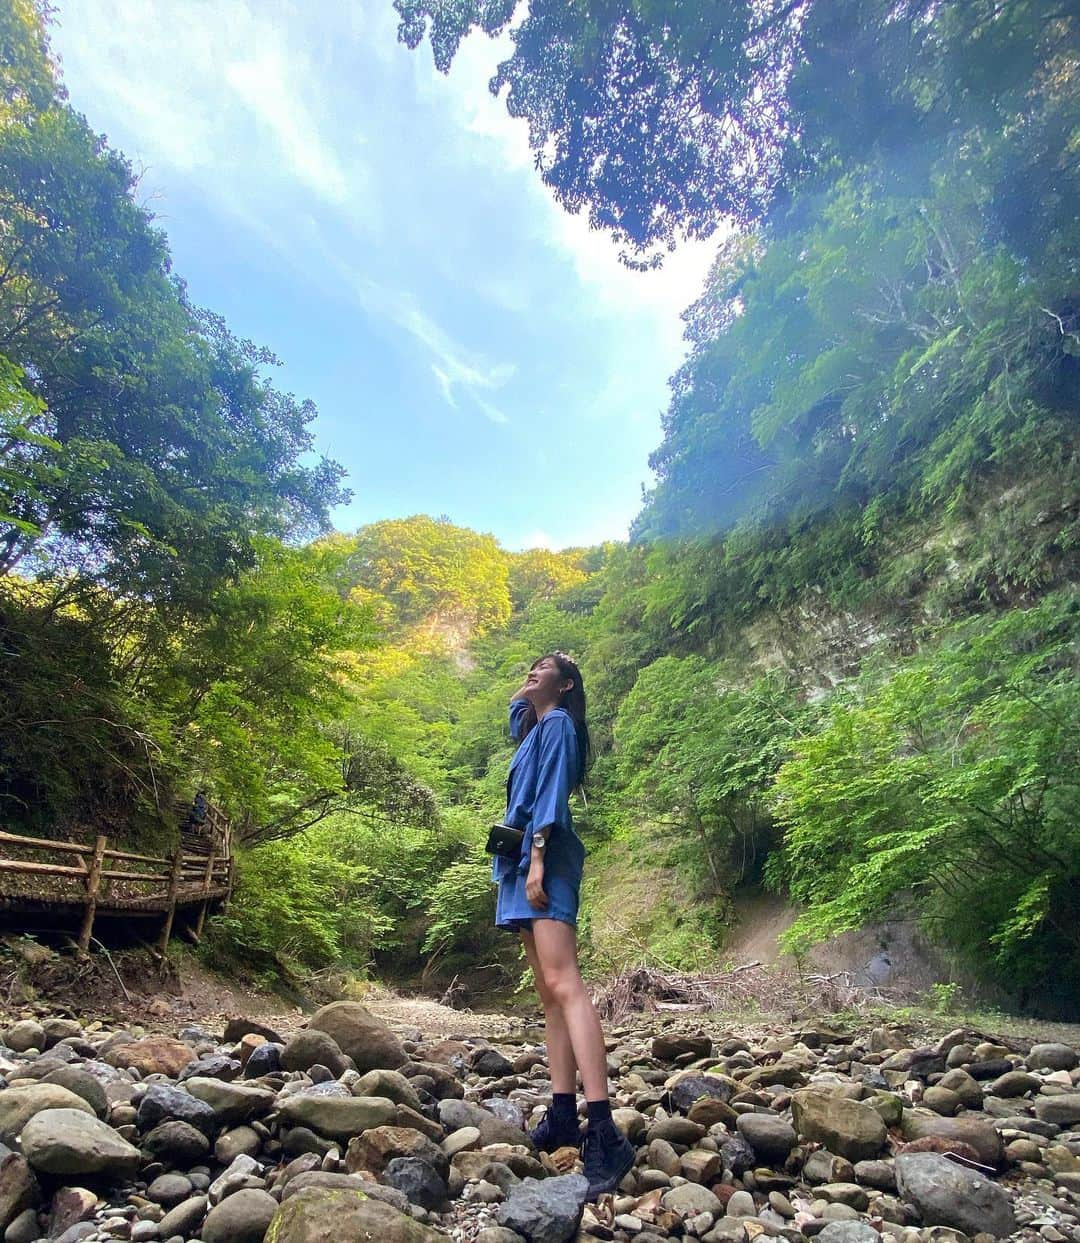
[
  {"left": 725, "top": 1190, "right": 756, "bottom": 1217},
  {"left": 156, "top": 1195, "right": 208, "bottom": 1240},
  {"left": 141, "top": 1121, "right": 211, "bottom": 1166},
  {"left": 145, "top": 1174, "right": 194, "bottom": 1208},
  {"left": 215, "top": 1127, "right": 262, "bottom": 1164},
  {"left": 496, "top": 1174, "right": 589, "bottom": 1243},
  {"left": 201, "top": 1189, "right": 278, "bottom": 1243},
  {"left": 4, "top": 1207, "right": 40, "bottom": 1243}
]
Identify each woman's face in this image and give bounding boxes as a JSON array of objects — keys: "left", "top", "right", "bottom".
[{"left": 524, "top": 656, "right": 573, "bottom": 702}]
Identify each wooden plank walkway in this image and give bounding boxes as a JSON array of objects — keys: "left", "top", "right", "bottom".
[{"left": 0, "top": 807, "right": 234, "bottom": 951}]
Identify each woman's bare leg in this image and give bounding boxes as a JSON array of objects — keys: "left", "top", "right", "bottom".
[
  {"left": 530, "top": 919, "right": 609, "bottom": 1101},
  {"left": 522, "top": 928, "right": 578, "bottom": 1094}
]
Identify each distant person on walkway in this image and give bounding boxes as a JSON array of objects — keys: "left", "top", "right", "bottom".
[
  {"left": 184, "top": 791, "right": 208, "bottom": 832},
  {"left": 494, "top": 652, "right": 634, "bottom": 1200}
]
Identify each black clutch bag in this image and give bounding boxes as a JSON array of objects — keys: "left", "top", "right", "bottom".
[{"left": 485, "top": 823, "right": 525, "bottom": 859}]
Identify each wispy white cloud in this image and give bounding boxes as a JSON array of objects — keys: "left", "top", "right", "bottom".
[
  {"left": 320, "top": 256, "right": 514, "bottom": 427},
  {"left": 431, "top": 366, "right": 457, "bottom": 408},
  {"left": 224, "top": 45, "right": 350, "bottom": 204},
  {"left": 401, "top": 307, "right": 514, "bottom": 389},
  {"left": 58, "top": 0, "right": 360, "bottom": 212},
  {"left": 474, "top": 396, "right": 509, "bottom": 426}
]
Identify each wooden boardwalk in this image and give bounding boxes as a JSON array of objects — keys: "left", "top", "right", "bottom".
[{"left": 0, "top": 804, "right": 234, "bottom": 952}]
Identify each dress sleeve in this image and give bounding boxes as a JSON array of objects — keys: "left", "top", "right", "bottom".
[
  {"left": 530, "top": 713, "right": 580, "bottom": 836},
  {"left": 509, "top": 698, "right": 530, "bottom": 741}
]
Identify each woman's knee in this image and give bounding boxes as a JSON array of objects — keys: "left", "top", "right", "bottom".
[
  {"left": 539, "top": 964, "right": 584, "bottom": 1007},
  {"left": 533, "top": 974, "right": 559, "bottom": 1009}
]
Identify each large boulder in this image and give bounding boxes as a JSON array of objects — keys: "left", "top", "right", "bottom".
[
  {"left": 201, "top": 1188, "right": 278, "bottom": 1243},
  {"left": 1026, "top": 1043, "right": 1078, "bottom": 1072},
  {"left": 496, "top": 1174, "right": 589, "bottom": 1243},
  {"left": 3, "top": 1021, "right": 45, "bottom": 1054},
  {"left": 104, "top": 1036, "right": 194, "bottom": 1077},
  {"left": 276, "top": 1094, "right": 396, "bottom": 1141},
  {"left": 282, "top": 1031, "right": 350, "bottom": 1077},
  {"left": 266, "top": 1185, "right": 443, "bottom": 1243},
  {"left": 791, "top": 1090, "right": 887, "bottom": 1162},
  {"left": 898, "top": 1110, "right": 1005, "bottom": 1168},
  {"left": 305, "top": 1003, "right": 406, "bottom": 1072},
  {"left": 0, "top": 1084, "right": 95, "bottom": 1145},
  {"left": 141, "top": 1120, "right": 212, "bottom": 1165},
  {"left": 1033, "top": 1094, "right": 1080, "bottom": 1127},
  {"left": 20, "top": 1109, "right": 140, "bottom": 1179},
  {"left": 345, "top": 1126, "right": 448, "bottom": 1178},
  {"left": 895, "top": 1152, "right": 1015, "bottom": 1237},
  {"left": 182, "top": 1077, "right": 276, "bottom": 1125},
  {"left": 351, "top": 1071, "right": 423, "bottom": 1112},
  {"left": 136, "top": 1083, "right": 217, "bottom": 1136},
  {"left": 40, "top": 1067, "right": 108, "bottom": 1118}
]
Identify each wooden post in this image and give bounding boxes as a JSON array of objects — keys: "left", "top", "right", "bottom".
[
  {"left": 193, "top": 845, "right": 216, "bottom": 941},
  {"left": 157, "top": 845, "right": 184, "bottom": 962},
  {"left": 77, "top": 834, "right": 107, "bottom": 952}
]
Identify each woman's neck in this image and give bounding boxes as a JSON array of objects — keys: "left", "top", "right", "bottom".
[{"left": 532, "top": 697, "right": 562, "bottom": 721}]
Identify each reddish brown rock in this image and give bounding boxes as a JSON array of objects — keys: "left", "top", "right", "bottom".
[
  {"left": 344, "top": 1126, "right": 448, "bottom": 1178},
  {"left": 104, "top": 1036, "right": 194, "bottom": 1077}
]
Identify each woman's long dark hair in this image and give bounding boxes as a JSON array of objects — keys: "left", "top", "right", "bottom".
[{"left": 518, "top": 652, "right": 592, "bottom": 777}]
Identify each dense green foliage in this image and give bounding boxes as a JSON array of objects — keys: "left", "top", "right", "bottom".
[{"left": 769, "top": 594, "right": 1080, "bottom": 998}]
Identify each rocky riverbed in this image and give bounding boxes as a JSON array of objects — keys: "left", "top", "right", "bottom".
[{"left": 0, "top": 1005, "right": 1077, "bottom": 1243}]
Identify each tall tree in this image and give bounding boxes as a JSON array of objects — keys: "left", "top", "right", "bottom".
[
  {"left": 396, "top": 0, "right": 1076, "bottom": 264},
  {"left": 0, "top": 0, "right": 347, "bottom": 599}
]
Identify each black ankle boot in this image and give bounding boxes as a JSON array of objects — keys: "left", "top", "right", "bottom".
[
  {"left": 582, "top": 1117, "right": 635, "bottom": 1199},
  {"left": 529, "top": 1102, "right": 581, "bottom": 1153}
]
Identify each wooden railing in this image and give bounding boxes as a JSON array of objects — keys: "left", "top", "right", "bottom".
[{"left": 0, "top": 827, "right": 233, "bottom": 952}]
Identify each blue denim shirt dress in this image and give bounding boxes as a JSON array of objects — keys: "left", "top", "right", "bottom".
[{"left": 493, "top": 700, "right": 587, "bottom": 931}]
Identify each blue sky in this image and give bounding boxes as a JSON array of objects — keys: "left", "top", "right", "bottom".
[{"left": 51, "top": 1, "right": 713, "bottom": 550}]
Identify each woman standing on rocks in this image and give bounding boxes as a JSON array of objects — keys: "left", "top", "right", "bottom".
[{"left": 494, "top": 652, "right": 635, "bottom": 1200}]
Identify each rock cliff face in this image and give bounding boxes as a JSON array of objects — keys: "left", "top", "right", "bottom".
[{"left": 0, "top": 1005, "right": 1078, "bottom": 1243}]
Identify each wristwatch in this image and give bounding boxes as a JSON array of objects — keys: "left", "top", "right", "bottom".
[{"left": 532, "top": 833, "right": 548, "bottom": 850}]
